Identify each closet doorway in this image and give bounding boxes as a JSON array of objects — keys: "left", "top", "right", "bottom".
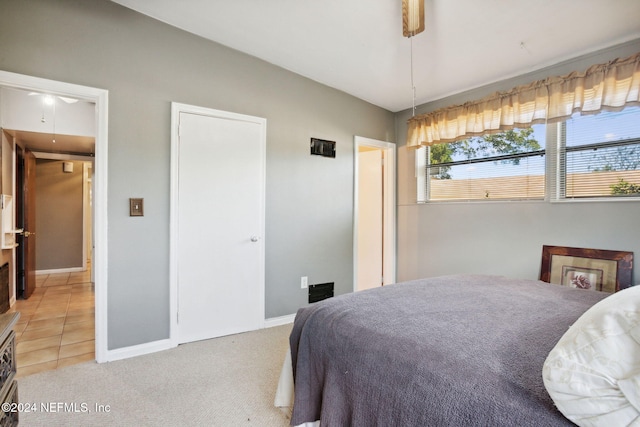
[{"left": 354, "top": 136, "right": 396, "bottom": 291}]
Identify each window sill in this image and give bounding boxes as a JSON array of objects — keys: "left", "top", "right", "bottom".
[{"left": 550, "top": 196, "right": 640, "bottom": 204}]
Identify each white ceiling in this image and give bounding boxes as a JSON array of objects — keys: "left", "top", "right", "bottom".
[
  {"left": 3, "top": 129, "right": 95, "bottom": 157},
  {"left": 0, "top": 87, "right": 96, "bottom": 157},
  {"left": 110, "top": 0, "right": 640, "bottom": 112}
]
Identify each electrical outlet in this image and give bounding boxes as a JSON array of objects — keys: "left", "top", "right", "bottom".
[{"left": 301, "top": 276, "right": 308, "bottom": 289}]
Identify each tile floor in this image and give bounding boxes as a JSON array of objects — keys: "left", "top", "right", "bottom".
[{"left": 9, "top": 268, "right": 95, "bottom": 378}]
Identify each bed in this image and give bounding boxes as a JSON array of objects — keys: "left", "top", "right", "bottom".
[{"left": 283, "top": 274, "right": 640, "bottom": 426}]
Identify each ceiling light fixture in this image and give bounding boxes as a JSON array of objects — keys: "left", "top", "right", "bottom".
[
  {"left": 29, "top": 92, "right": 79, "bottom": 104},
  {"left": 402, "top": 0, "right": 425, "bottom": 117}
]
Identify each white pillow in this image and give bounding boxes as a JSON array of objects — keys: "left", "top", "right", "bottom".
[{"left": 543, "top": 285, "right": 640, "bottom": 427}]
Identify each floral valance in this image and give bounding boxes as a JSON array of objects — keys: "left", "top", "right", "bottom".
[{"left": 407, "top": 51, "right": 640, "bottom": 147}]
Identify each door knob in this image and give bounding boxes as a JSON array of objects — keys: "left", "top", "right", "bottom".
[
  {"left": 24, "top": 231, "right": 35, "bottom": 237},
  {"left": 250, "top": 236, "right": 259, "bottom": 242}
]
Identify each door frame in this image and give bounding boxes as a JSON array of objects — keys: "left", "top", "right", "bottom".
[
  {"left": 0, "top": 70, "right": 109, "bottom": 362},
  {"left": 353, "top": 136, "right": 396, "bottom": 290},
  {"left": 169, "top": 102, "right": 266, "bottom": 346}
]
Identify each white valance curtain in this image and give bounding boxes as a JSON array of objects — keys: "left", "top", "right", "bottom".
[{"left": 407, "top": 52, "right": 640, "bottom": 148}]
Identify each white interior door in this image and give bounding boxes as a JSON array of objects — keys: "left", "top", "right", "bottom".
[
  {"left": 353, "top": 136, "right": 396, "bottom": 291},
  {"left": 357, "top": 149, "right": 383, "bottom": 291},
  {"left": 175, "top": 106, "right": 265, "bottom": 344}
]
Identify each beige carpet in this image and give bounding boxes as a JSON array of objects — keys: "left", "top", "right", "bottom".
[{"left": 17, "top": 324, "right": 293, "bottom": 426}]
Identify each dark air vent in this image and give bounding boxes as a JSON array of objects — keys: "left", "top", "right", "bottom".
[{"left": 309, "top": 282, "right": 334, "bottom": 303}]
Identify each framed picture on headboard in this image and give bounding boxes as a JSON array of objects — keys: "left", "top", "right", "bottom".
[{"left": 540, "top": 245, "right": 633, "bottom": 293}]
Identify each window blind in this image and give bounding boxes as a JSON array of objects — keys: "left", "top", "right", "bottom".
[
  {"left": 423, "top": 125, "right": 546, "bottom": 201},
  {"left": 558, "top": 107, "right": 640, "bottom": 199}
]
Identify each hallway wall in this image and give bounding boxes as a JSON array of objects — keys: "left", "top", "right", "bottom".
[{"left": 35, "top": 159, "right": 85, "bottom": 271}]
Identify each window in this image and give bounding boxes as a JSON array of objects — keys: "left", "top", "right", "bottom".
[
  {"left": 418, "top": 106, "right": 640, "bottom": 202},
  {"left": 555, "top": 106, "right": 640, "bottom": 199},
  {"left": 418, "top": 125, "right": 546, "bottom": 201},
  {"left": 411, "top": 52, "right": 640, "bottom": 202}
]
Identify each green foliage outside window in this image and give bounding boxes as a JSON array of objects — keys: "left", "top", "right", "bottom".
[
  {"left": 610, "top": 178, "right": 640, "bottom": 195},
  {"left": 429, "top": 128, "right": 540, "bottom": 180}
]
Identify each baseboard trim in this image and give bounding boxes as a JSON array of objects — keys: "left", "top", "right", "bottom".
[
  {"left": 104, "top": 338, "right": 174, "bottom": 363},
  {"left": 264, "top": 313, "right": 295, "bottom": 328},
  {"left": 36, "top": 267, "right": 85, "bottom": 275},
  {"left": 105, "top": 315, "right": 295, "bottom": 363}
]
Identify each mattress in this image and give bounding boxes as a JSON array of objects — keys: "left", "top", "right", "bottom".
[{"left": 288, "top": 274, "right": 608, "bottom": 426}]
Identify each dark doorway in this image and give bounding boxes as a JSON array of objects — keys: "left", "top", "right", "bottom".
[{"left": 16, "top": 146, "right": 36, "bottom": 299}]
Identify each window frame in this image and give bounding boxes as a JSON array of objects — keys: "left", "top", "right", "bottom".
[
  {"left": 417, "top": 128, "right": 547, "bottom": 203},
  {"left": 417, "top": 108, "right": 640, "bottom": 204},
  {"left": 550, "top": 117, "right": 640, "bottom": 203}
]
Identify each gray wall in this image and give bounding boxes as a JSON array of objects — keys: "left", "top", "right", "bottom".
[
  {"left": 0, "top": 0, "right": 395, "bottom": 349},
  {"left": 396, "top": 39, "right": 640, "bottom": 286},
  {"left": 35, "top": 159, "right": 84, "bottom": 271}
]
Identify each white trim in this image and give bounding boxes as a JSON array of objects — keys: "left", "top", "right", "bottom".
[
  {"left": 36, "top": 267, "right": 85, "bottom": 275},
  {"left": 264, "top": 314, "right": 296, "bottom": 328},
  {"left": 169, "top": 103, "right": 180, "bottom": 347},
  {"left": 169, "top": 102, "right": 266, "bottom": 347},
  {"left": 353, "top": 136, "right": 397, "bottom": 291},
  {"left": 106, "top": 316, "right": 291, "bottom": 361},
  {"left": 82, "top": 162, "right": 89, "bottom": 272},
  {"left": 104, "top": 338, "right": 173, "bottom": 362},
  {"left": 0, "top": 70, "right": 109, "bottom": 363}
]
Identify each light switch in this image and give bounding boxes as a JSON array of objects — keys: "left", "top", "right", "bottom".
[{"left": 129, "top": 198, "right": 144, "bottom": 216}]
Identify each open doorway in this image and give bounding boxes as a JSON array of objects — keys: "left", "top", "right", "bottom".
[
  {"left": 0, "top": 70, "right": 108, "bottom": 367},
  {"left": 353, "top": 136, "right": 396, "bottom": 291},
  {"left": 3, "top": 91, "right": 95, "bottom": 376}
]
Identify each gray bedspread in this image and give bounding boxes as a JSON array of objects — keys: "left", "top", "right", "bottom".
[{"left": 289, "top": 274, "right": 609, "bottom": 426}]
